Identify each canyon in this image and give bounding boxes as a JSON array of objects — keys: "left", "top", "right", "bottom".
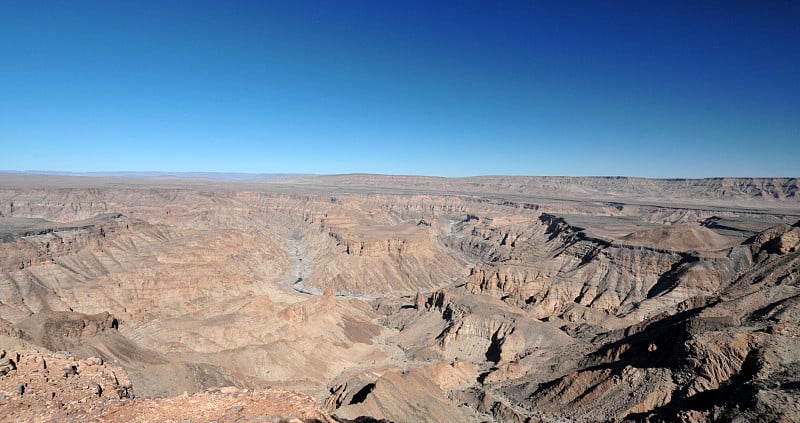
[{"left": 0, "top": 173, "right": 798, "bottom": 422}]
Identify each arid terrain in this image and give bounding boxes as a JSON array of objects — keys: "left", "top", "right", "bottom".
[{"left": 1, "top": 173, "right": 798, "bottom": 422}]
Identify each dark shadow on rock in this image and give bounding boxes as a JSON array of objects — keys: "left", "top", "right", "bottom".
[{"left": 348, "top": 383, "right": 375, "bottom": 405}]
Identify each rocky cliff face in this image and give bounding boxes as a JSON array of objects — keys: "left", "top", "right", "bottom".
[
  {"left": 304, "top": 219, "right": 467, "bottom": 296},
  {"left": 455, "top": 213, "right": 695, "bottom": 324},
  {"left": 500, "top": 221, "right": 800, "bottom": 422}
]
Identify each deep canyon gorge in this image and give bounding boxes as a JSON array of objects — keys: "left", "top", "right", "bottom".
[{"left": 1, "top": 174, "right": 798, "bottom": 422}]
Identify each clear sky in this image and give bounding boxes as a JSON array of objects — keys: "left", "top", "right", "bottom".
[{"left": 1, "top": 1, "right": 798, "bottom": 177}]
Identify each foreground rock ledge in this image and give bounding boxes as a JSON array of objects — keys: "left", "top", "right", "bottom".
[{"left": 0, "top": 349, "right": 348, "bottom": 423}]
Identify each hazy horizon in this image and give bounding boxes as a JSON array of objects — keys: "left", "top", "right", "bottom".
[
  {"left": 2, "top": 2, "right": 798, "bottom": 178},
  {"left": 2, "top": 170, "right": 797, "bottom": 181}
]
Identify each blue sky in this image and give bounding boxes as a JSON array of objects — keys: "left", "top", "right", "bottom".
[{"left": 1, "top": 1, "right": 798, "bottom": 177}]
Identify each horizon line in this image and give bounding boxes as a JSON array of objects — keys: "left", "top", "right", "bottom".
[{"left": 1, "top": 170, "right": 797, "bottom": 182}]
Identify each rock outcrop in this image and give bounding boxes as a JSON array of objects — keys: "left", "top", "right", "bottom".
[{"left": 0, "top": 349, "right": 341, "bottom": 422}]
